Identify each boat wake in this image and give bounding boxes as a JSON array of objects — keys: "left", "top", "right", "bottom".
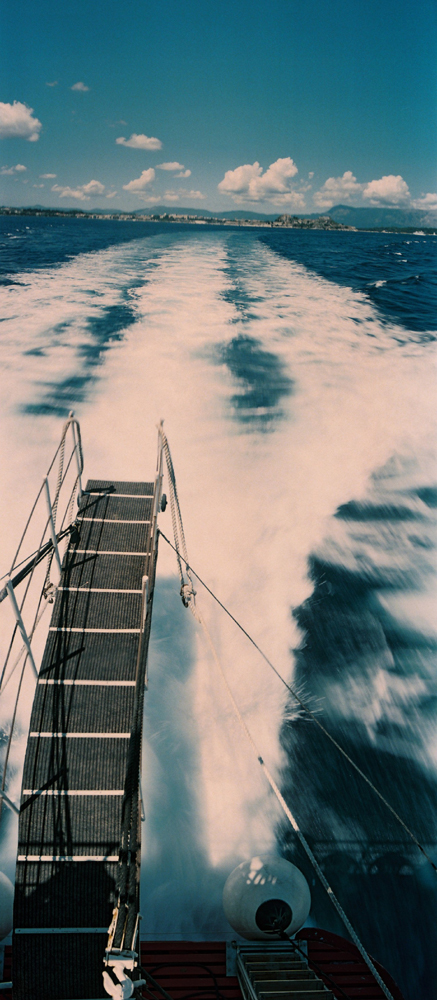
[{"left": 0, "top": 227, "right": 435, "bottom": 997}]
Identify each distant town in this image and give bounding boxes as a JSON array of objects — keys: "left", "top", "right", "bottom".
[
  {"left": 1, "top": 205, "right": 436, "bottom": 234},
  {"left": 0, "top": 206, "right": 354, "bottom": 229}
]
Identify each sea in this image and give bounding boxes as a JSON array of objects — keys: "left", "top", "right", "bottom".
[{"left": 0, "top": 216, "right": 436, "bottom": 999}]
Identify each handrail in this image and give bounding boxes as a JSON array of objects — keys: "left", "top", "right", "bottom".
[
  {"left": 105, "top": 432, "right": 163, "bottom": 970},
  {"left": 0, "top": 413, "right": 85, "bottom": 820},
  {"left": 236, "top": 951, "right": 259, "bottom": 1000}
]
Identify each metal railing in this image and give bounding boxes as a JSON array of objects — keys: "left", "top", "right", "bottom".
[
  {"left": 104, "top": 424, "right": 164, "bottom": 974},
  {"left": 0, "top": 412, "right": 84, "bottom": 818}
]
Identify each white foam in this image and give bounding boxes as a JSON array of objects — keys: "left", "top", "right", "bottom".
[{"left": 0, "top": 231, "right": 435, "bottom": 930}]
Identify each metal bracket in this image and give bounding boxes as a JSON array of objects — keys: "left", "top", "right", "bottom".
[{"left": 105, "top": 950, "right": 138, "bottom": 971}]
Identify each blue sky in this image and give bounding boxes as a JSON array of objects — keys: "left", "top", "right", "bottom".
[{"left": 1, "top": 0, "right": 436, "bottom": 213}]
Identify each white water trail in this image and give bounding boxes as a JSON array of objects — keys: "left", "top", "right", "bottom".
[{"left": 0, "top": 232, "right": 435, "bottom": 937}]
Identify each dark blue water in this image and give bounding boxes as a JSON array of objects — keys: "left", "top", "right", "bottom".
[
  {"left": 260, "top": 228, "right": 437, "bottom": 334},
  {"left": 1, "top": 216, "right": 436, "bottom": 333}
]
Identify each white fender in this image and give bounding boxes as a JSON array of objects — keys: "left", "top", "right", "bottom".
[{"left": 223, "top": 854, "right": 311, "bottom": 940}]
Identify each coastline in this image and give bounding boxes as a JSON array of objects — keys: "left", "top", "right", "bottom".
[{"left": 1, "top": 207, "right": 436, "bottom": 234}]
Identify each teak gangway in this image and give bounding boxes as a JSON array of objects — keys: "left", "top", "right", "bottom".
[{"left": 13, "top": 474, "right": 162, "bottom": 1000}]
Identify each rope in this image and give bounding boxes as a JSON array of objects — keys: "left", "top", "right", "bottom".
[{"left": 158, "top": 529, "right": 437, "bottom": 876}]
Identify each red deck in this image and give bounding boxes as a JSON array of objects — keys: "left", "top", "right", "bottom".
[
  {"left": 0, "top": 933, "right": 406, "bottom": 999},
  {"left": 296, "top": 929, "right": 405, "bottom": 1000},
  {"left": 140, "top": 941, "right": 242, "bottom": 998}
]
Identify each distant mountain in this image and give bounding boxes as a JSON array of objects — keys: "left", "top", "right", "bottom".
[
  {"left": 133, "top": 204, "right": 437, "bottom": 228},
  {"left": 131, "top": 206, "right": 280, "bottom": 221},
  {"left": 328, "top": 204, "right": 437, "bottom": 229}
]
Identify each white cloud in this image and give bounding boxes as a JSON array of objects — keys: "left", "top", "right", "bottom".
[
  {"left": 52, "top": 185, "right": 89, "bottom": 201},
  {"left": 1, "top": 163, "right": 26, "bottom": 175},
  {"left": 122, "top": 168, "right": 155, "bottom": 192},
  {"left": 46, "top": 81, "right": 58, "bottom": 87},
  {"left": 116, "top": 133, "right": 162, "bottom": 150},
  {"left": 156, "top": 162, "right": 191, "bottom": 178},
  {"left": 362, "top": 174, "right": 410, "bottom": 205},
  {"left": 52, "top": 178, "right": 106, "bottom": 201},
  {"left": 313, "top": 170, "right": 363, "bottom": 209},
  {"left": 156, "top": 161, "right": 184, "bottom": 171},
  {"left": 308, "top": 171, "right": 314, "bottom": 179},
  {"left": 71, "top": 82, "right": 89, "bottom": 92},
  {"left": 0, "top": 101, "right": 42, "bottom": 141},
  {"left": 33, "top": 183, "right": 44, "bottom": 188},
  {"left": 106, "top": 190, "right": 118, "bottom": 199},
  {"left": 81, "top": 179, "right": 105, "bottom": 196},
  {"left": 411, "top": 192, "right": 437, "bottom": 210},
  {"left": 40, "top": 173, "right": 56, "bottom": 179},
  {"left": 218, "top": 157, "right": 301, "bottom": 205}
]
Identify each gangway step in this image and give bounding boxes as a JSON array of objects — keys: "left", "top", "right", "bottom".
[
  {"left": 13, "top": 477, "right": 160, "bottom": 1000},
  {"left": 237, "top": 945, "right": 333, "bottom": 1000}
]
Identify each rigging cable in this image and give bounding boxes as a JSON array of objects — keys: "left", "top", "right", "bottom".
[
  {"left": 159, "top": 433, "right": 399, "bottom": 999},
  {"left": 158, "top": 528, "right": 437, "bottom": 876},
  {"left": 188, "top": 603, "right": 395, "bottom": 1000}
]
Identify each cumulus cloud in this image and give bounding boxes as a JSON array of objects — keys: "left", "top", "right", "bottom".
[
  {"left": 156, "top": 162, "right": 191, "bottom": 178},
  {"left": 218, "top": 157, "right": 302, "bottom": 205},
  {"left": 106, "top": 190, "right": 118, "bottom": 199},
  {"left": 40, "top": 173, "right": 56, "bottom": 179},
  {"left": 411, "top": 192, "right": 437, "bottom": 210},
  {"left": 1, "top": 163, "right": 26, "bottom": 175},
  {"left": 0, "top": 101, "right": 42, "bottom": 141},
  {"left": 314, "top": 170, "right": 417, "bottom": 209},
  {"left": 33, "top": 183, "right": 44, "bottom": 188},
  {"left": 116, "top": 133, "right": 162, "bottom": 150},
  {"left": 81, "top": 179, "right": 105, "bottom": 196},
  {"left": 52, "top": 178, "right": 105, "bottom": 201},
  {"left": 362, "top": 174, "right": 410, "bottom": 205},
  {"left": 71, "top": 82, "right": 89, "bottom": 92},
  {"left": 52, "top": 184, "right": 88, "bottom": 201},
  {"left": 46, "top": 81, "right": 58, "bottom": 87},
  {"left": 313, "top": 170, "right": 362, "bottom": 209},
  {"left": 122, "top": 168, "right": 155, "bottom": 191}
]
